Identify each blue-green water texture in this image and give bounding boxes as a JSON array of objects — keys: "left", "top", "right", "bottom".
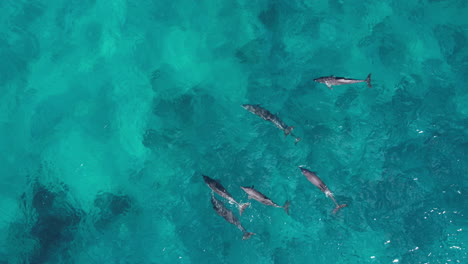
[{"left": 0, "top": 0, "right": 467, "bottom": 263}]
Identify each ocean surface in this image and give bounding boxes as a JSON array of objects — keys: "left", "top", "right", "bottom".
[{"left": 0, "top": 0, "right": 467, "bottom": 263}]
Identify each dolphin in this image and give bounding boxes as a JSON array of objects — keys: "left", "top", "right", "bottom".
[
  {"left": 241, "top": 104, "right": 301, "bottom": 143},
  {"left": 203, "top": 175, "right": 250, "bottom": 215},
  {"left": 241, "top": 186, "right": 290, "bottom": 215},
  {"left": 299, "top": 167, "right": 347, "bottom": 214},
  {"left": 314, "top": 73, "right": 372, "bottom": 89},
  {"left": 211, "top": 194, "right": 255, "bottom": 240}
]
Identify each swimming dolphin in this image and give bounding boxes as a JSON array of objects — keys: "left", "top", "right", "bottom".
[
  {"left": 242, "top": 104, "right": 301, "bottom": 143},
  {"left": 299, "top": 167, "right": 347, "bottom": 214},
  {"left": 241, "top": 186, "right": 290, "bottom": 215},
  {"left": 211, "top": 194, "right": 255, "bottom": 240},
  {"left": 203, "top": 175, "right": 250, "bottom": 215},
  {"left": 314, "top": 74, "right": 372, "bottom": 89}
]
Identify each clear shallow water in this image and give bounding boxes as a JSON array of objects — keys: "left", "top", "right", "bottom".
[{"left": 0, "top": 0, "right": 466, "bottom": 263}]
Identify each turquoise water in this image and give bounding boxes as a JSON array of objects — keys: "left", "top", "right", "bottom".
[{"left": 0, "top": 0, "right": 466, "bottom": 263}]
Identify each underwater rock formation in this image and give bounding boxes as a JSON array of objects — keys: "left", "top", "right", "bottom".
[
  {"left": 23, "top": 182, "right": 83, "bottom": 264},
  {"left": 93, "top": 192, "right": 131, "bottom": 229}
]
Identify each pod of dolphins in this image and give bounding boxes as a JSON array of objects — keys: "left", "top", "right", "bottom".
[{"left": 203, "top": 74, "right": 371, "bottom": 239}]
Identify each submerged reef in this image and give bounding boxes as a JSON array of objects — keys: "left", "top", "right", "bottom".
[
  {"left": 4, "top": 181, "right": 84, "bottom": 264},
  {"left": 29, "top": 182, "right": 83, "bottom": 263},
  {"left": 93, "top": 192, "right": 132, "bottom": 229}
]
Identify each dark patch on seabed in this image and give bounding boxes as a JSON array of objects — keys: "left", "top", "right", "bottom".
[
  {"left": 3, "top": 178, "right": 136, "bottom": 263},
  {"left": 4, "top": 181, "right": 84, "bottom": 264},
  {"left": 93, "top": 192, "right": 132, "bottom": 229}
]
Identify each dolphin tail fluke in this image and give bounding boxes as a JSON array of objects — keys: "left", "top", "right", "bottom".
[
  {"left": 332, "top": 204, "right": 348, "bottom": 214},
  {"left": 365, "top": 74, "right": 372, "bottom": 88},
  {"left": 283, "top": 200, "right": 290, "bottom": 215},
  {"left": 287, "top": 129, "right": 301, "bottom": 144},
  {"left": 294, "top": 136, "right": 301, "bottom": 145},
  {"left": 284, "top": 126, "right": 294, "bottom": 136},
  {"left": 239, "top": 203, "right": 250, "bottom": 216},
  {"left": 242, "top": 232, "right": 255, "bottom": 240}
]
